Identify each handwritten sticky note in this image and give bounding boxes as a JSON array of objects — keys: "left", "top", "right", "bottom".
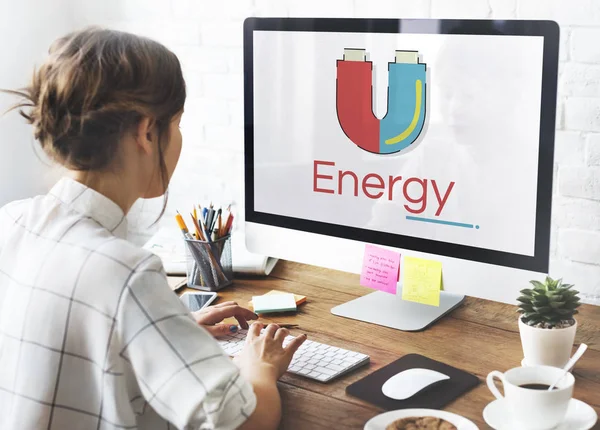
[
  {"left": 402, "top": 256, "right": 442, "bottom": 306},
  {"left": 360, "top": 244, "right": 400, "bottom": 294}
]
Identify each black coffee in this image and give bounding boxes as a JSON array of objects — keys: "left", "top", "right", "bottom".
[{"left": 519, "top": 383, "right": 555, "bottom": 390}]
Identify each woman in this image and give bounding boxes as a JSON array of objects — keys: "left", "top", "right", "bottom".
[{"left": 0, "top": 27, "right": 305, "bottom": 430}]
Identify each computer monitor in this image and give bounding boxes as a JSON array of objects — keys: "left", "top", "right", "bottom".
[{"left": 243, "top": 18, "right": 559, "bottom": 331}]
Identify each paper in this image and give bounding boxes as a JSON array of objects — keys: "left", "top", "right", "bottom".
[
  {"left": 402, "top": 256, "right": 442, "bottom": 306},
  {"left": 249, "top": 290, "right": 306, "bottom": 310},
  {"left": 252, "top": 293, "right": 297, "bottom": 314},
  {"left": 143, "top": 226, "right": 278, "bottom": 276},
  {"left": 360, "top": 244, "right": 400, "bottom": 294}
]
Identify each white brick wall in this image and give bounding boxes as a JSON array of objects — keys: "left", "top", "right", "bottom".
[
  {"left": 559, "top": 167, "right": 600, "bottom": 200},
  {"left": 560, "top": 63, "right": 600, "bottom": 97},
  {"left": 71, "top": 0, "right": 600, "bottom": 304},
  {"left": 354, "top": 0, "right": 431, "bottom": 18},
  {"left": 518, "top": 0, "right": 600, "bottom": 26},
  {"left": 564, "top": 98, "right": 600, "bottom": 132},
  {"left": 431, "top": 0, "right": 492, "bottom": 18},
  {"left": 554, "top": 131, "right": 586, "bottom": 165},
  {"left": 571, "top": 28, "right": 600, "bottom": 63},
  {"left": 559, "top": 230, "right": 600, "bottom": 265},
  {"left": 488, "top": 0, "right": 518, "bottom": 16},
  {"left": 587, "top": 134, "right": 600, "bottom": 165}
]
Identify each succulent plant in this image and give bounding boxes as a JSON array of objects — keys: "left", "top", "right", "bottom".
[{"left": 517, "top": 276, "right": 581, "bottom": 328}]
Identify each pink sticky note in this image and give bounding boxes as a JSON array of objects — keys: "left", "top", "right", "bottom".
[{"left": 360, "top": 244, "right": 400, "bottom": 294}]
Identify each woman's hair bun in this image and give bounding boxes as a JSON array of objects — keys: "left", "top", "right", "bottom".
[{"left": 5, "top": 27, "right": 186, "bottom": 171}]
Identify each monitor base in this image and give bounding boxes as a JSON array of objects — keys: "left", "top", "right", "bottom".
[{"left": 331, "top": 289, "right": 465, "bottom": 332}]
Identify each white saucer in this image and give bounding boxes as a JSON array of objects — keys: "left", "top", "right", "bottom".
[
  {"left": 521, "top": 358, "right": 570, "bottom": 367},
  {"left": 364, "top": 408, "right": 479, "bottom": 430},
  {"left": 483, "top": 398, "right": 597, "bottom": 430}
]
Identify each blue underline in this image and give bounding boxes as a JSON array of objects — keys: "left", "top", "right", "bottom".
[{"left": 406, "top": 216, "right": 476, "bottom": 229}]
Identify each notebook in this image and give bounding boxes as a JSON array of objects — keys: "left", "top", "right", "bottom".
[{"left": 346, "top": 354, "right": 479, "bottom": 410}]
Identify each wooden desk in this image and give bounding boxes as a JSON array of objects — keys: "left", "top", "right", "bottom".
[{"left": 170, "top": 261, "right": 600, "bottom": 429}]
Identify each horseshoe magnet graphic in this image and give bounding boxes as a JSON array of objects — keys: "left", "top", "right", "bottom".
[{"left": 336, "top": 49, "right": 427, "bottom": 154}]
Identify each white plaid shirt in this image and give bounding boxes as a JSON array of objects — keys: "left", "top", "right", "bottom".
[{"left": 0, "top": 178, "right": 256, "bottom": 430}]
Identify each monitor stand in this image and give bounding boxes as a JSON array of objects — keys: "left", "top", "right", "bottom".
[{"left": 331, "top": 288, "right": 465, "bottom": 332}]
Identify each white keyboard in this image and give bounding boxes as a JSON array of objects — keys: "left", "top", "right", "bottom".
[{"left": 217, "top": 329, "right": 370, "bottom": 382}]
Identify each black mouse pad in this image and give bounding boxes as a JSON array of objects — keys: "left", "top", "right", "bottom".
[{"left": 346, "top": 354, "right": 479, "bottom": 410}]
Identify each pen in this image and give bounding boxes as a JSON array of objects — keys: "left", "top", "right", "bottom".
[
  {"left": 198, "top": 204, "right": 205, "bottom": 224},
  {"left": 206, "top": 208, "right": 215, "bottom": 234},
  {"left": 274, "top": 324, "right": 299, "bottom": 329},
  {"left": 230, "top": 324, "right": 299, "bottom": 330},
  {"left": 198, "top": 211, "right": 212, "bottom": 242},
  {"left": 213, "top": 209, "right": 222, "bottom": 235}
]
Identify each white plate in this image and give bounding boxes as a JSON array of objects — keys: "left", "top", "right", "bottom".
[
  {"left": 364, "top": 408, "right": 479, "bottom": 430},
  {"left": 483, "top": 398, "right": 598, "bottom": 430}
]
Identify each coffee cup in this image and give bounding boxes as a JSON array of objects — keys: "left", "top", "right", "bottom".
[{"left": 486, "top": 365, "right": 574, "bottom": 430}]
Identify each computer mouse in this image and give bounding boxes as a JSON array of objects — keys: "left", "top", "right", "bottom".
[{"left": 382, "top": 368, "right": 450, "bottom": 400}]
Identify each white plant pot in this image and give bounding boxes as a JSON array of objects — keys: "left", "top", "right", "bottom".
[{"left": 518, "top": 317, "right": 577, "bottom": 368}]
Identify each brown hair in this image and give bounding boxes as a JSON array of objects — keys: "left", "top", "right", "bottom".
[{"left": 4, "top": 27, "right": 186, "bottom": 216}]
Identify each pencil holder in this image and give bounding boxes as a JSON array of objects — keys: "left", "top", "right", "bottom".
[{"left": 184, "top": 235, "right": 233, "bottom": 291}]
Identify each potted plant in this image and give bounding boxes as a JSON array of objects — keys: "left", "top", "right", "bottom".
[{"left": 517, "top": 276, "right": 581, "bottom": 368}]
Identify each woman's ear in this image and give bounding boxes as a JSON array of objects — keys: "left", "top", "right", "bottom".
[{"left": 134, "top": 117, "right": 156, "bottom": 155}]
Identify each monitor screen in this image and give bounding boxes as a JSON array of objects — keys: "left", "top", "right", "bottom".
[{"left": 245, "top": 19, "right": 558, "bottom": 272}]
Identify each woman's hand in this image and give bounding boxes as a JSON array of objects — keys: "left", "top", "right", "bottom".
[
  {"left": 235, "top": 323, "right": 306, "bottom": 430},
  {"left": 233, "top": 322, "right": 307, "bottom": 383},
  {"left": 192, "top": 301, "right": 258, "bottom": 337}
]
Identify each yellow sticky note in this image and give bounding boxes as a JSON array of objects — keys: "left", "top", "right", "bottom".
[{"left": 402, "top": 256, "right": 442, "bottom": 307}]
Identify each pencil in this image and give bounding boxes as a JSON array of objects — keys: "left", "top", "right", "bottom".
[
  {"left": 176, "top": 211, "right": 197, "bottom": 284},
  {"left": 222, "top": 211, "right": 230, "bottom": 237},
  {"left": 225, "top": 213, "right": 234, "bottom": 234},
  {"left": 215, "top": 210, "right": 222, "bottom": 237},
  {"left": 175, "top": 211, "right": 193, "bottom": 239},
  {"left": 190, "top": 212, "right": 204, "bottom": 240}
]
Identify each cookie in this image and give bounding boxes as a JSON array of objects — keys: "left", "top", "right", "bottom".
[{"left": 385, "top": 416, "right": 457, "bottom": 430}]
